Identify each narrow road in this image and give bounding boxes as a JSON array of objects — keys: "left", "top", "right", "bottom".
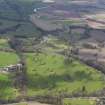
[
  {"left": 4, "top": 101, "right": 51, "bottom": 105},
  {"left": 25, "top": 102, "right": 51, "bottom": 105}
]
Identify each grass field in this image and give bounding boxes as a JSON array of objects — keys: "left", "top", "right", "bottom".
[
  {"left": 0, "top": 39, "right": 19, "bottom": 100},
  {"left": 0, "top": 40, "right": 20, "bottom": 100},
  {"left": 0, "top": 51, "right": 19, "bottom": 67},
  {"left": 0, "top": 73, "right": 19, "bottom": 100},
  {"left": 25, "top": 52, "right": 105, "bottom": 97},
  {"left": 63, "top": 98, "right": 96, "bottom": 105},
  {"left": 0, "top": 38, "right": 10, "bottom": 49},
  {"left": 0, "top": 38, "right": 12, "bottom": 50},
  {"left": 42, "top": 36, "right": 68, "bottom": 52}
]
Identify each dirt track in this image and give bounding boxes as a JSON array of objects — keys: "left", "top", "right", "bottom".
[
  {"left": 4, "top": 102, "right": 51, "bottom": 105},
  {"left": 27, "top": 102, "right": 51, "bottom": 105}
]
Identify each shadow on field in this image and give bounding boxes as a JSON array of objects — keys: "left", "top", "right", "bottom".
[{"left": 27, "top": 71, "right": 93, "bottom": 89}]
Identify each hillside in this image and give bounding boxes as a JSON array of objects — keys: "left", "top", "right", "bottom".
[{"left": 0, "top": 0, "right": 105, "bottom": 105}]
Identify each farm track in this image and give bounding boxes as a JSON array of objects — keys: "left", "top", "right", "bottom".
[
  {"left": 4, "top": 102, "right": 51, "bottom": 105},
  {"left": 2, "top": 96, "right": 103, "bottom": 105}
]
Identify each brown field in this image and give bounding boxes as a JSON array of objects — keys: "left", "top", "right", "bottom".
[
  {"left": 90, "top": 30, "right": 105, "bottom": 41},
  {"left": 86, "top": 20, "right": 105, "bottom": 29},
  {"left": 77, "top": 40, "right": 105, "bottom": 67},
  {"left": 30, "top": 14, "right": 62, "bottom": 31}
]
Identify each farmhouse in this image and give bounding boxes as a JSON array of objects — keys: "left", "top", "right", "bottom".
[{"left": 0, "top": 63, "right": 23, "bottom": 73}]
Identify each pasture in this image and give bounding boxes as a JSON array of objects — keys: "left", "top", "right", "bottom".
[
  {"left": 63, "top": 98, "right": 96, "bottom": 105},
  {"left": 25, "top": 52, "right": 105, "bottom": 97},
  {"left": 0, "top": 51, "right": 19, "bottom": 67},
  {"left": 0, "top": 74, "right": 19, "bottom": 100}
]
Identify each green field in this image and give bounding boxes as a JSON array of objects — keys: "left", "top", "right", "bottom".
[
  {"left": 0, "top": 51, "right": 19, "bottom": 67},
  {"left": 0, "top": 39, "right": 19, "bottom": 100},
  {"left": 0, "top": 39, "right": 20, "bottom": 67},
  {"left": 0, "top": 40, "right": 20, "bottom": 100},
  {"left": 0, "top": 74, "right": 19, "bottom": 100},
  {"left": 0, "top": 38, "right": 10, "bottom": 49},
  {"left": 42, "top": 36, "right": 68, "bottom": 52},
  {"left": 25, "top": 52, "right": 105, "bottom": 97},
  {"left": 63, "top": 98, "right": 96, "bottom": 105}
]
